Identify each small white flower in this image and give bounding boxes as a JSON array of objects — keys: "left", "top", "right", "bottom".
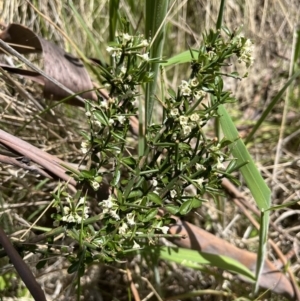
[
  {"left": 123, "top": 33, "right": 132, "bottom": 42},
  {"left": 120, "top": 66, "right": 127, "bottom": 74},
  {"left": 179, "top": 116, "right": 189, "bottom": 125},
  {"left": 190, "top": 113, "right": 199, "bottom": 122},
  {"left": 102, "top": 196, "right": 114, "bottom": 209},
  {"left": 190, "top": 78, "right": 199, "bottom": 87},
  {"left": 91, "top": 181, "right": 100, "bottom": 191},
  {"left": 77, "top": 197, "right": 85, "bottom": 207},
  {"left": 151, "top": 178, "right": 158, "bottom": 187},
  {"left": 106, "top": 47, "right": 121, "bottom": 58},
  {"left": 63, "top": 206, "right": 70, "bottom": 215},
  {"left": 200, "top": 120, "right": 206, "bottom": 126},
  {"left": 216, "top": 158, "right": 225, "bottom": 170},
  {"left": 132, "top": 240, "right": 140, "bottom": 249},
  {"left": 62, "top": 214, "right": 75, "bottom": 223},
  {"left": 119, "top": 222, "right": 128, "bottom": 235},
  {"left": 110, "top": 209, "right": 120, "bottom": 220},
  {"left": 180, "top": 80, "right": 189, "bottom": 88},
  {"left": 109, "top": 97, "right": 116, "bottom": 104},
  {"left": 75, "top": 213, "right": 83, "bottom": 224},
  {"left": 137, "top": 52, "right": 149, "bottom": 61},
  {"left": 170, "top": 190, "right": 177, "bottom": 198},
  {"left": 108, "top": 119, "right": 114, "bottom": 126},
  {"left": 182, "top": 125, "right": 192, "bottom": 135},
  {"left": 181, "top": 86, "right": 192, "bottom": 96},
  {"left": 196, "top": 163, "right": 206, "bottom": 171},
  {"left": 126, "top": 213, "right": 135, "bottom": 226},
  {"left": 117, "top": 115, "right": 126, "bottom": 124},
  {"left": 170, "top": 108, "right": 179, "bottom": 116},
  {"left": 157, "top": 226, "right": 169, "bottom": 234},
  {"left": 81, "top": 141, "right": 90, "bottom": 154},
  {"left": 82, "top": 207, "right": 89, "bottom": 219},
  {"left": 132, "top": 97, "right": 138, "bottom": 106},
  {"left": 85, "top": 111, "right": 91, "bottom": 117},
  {"left": 106, "top": 46, "right": 114, "bottom": 53},
  {"left": 207, "top": 50, "right": 216, "bottom": 59},
  {"left": 193, "top": 177, "right": 205, "bottom": 187},
  {"left": 194, "top": 89, "right": 206, "bottom": 100},
  {"left": 100, "top": 99, "right": 109, "bottom": 109},
  {"left": 141, "top": 39, "right": 149, "bottom": 47},
  {"left": 93, "top": 120, "right": 102, "bottom": 127},
  {"left": 65, "top": 195, "right": 72, "bottom": 204}
]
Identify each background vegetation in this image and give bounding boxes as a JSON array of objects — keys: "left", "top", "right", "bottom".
[{"left": 0, "top": 0, "right": 299, "bottom": 300}]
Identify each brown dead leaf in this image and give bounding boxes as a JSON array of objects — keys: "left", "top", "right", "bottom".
[{"left": 0, "top": 23, "right": 97, "bottom": 104}]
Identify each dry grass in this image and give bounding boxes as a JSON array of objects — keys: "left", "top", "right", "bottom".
[{"left": 0, "top": 0, "right": 300, "bottom": 300}]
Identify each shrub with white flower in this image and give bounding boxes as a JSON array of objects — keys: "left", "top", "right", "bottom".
[{"left": 52, "top": 26, "right": 254, "bottom": 265}]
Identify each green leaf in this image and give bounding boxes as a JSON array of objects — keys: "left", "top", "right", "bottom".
[
  {"left": 121, "top": 157, "right": 136, "bottom": 166},
  {"left": 36, "top": 259, "right": 47, "bottom": 270},
  {"left": 218, "top": 105, "right": 271, "bottom": 210},
  {"left": 94, "top": 110, "right": 109, "bottom": 126},
  {"left": 165, "top": 204, "right": 179, "bottom": 214},
  {"left": 67, "top": 260, "right": 80, "bottom": 274},
  {"left": 218, "top": 104, "right": 270, "bottom": 294},
  {"left": 147, "top": 192, "right": 163, "bottom": 205},
  {"left": 162, "top": 50, "right": 199, "bottom": 67},
  {"left": 80, "top": 170, "right": 95, "bottom": 179},
  {"left": 141, "top": 208, "right": 158, "bottom": 222},
  {"left": 159, "top": 246, "right": 255, "bottom": 281},
  {"left": 179, "top": 198, "right": 202, "bottom": 215}
]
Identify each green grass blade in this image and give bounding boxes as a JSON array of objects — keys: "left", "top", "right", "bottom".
[
  {"left": 216, "top": 0, "right": 226, "bottom": 30},
  {"left": 218, "top": 105, "right": 271, "bottom": 210},
  {"left": 159, "top": 246, "right": 255, "bottom": 281},
  {"left": 253, "top": 210, "right": 269, "bottom": 294},
  {"left": 293, "top": 26, "right": 300, "bottom": 73},
  {"left": 144, "top": 0, "right": 169, "bottom": 125},
  {"left": 109, "top": 0, "right": 120, "bottom": 42},
  {"left": 68, "top": 0, "right": 104, "bottom": 64},
  {"left": 218, "top": 104, "right": 271, "bottom": 295}
]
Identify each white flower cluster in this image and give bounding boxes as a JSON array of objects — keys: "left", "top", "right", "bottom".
[
  {"left": 174, "top": 79, "right": 209, "bottom": 136},
  {"left": 57, "top": 196, "right": 89, "bottom": 224},
  {"left": 81, "top": 141, "right": 90, "bottom": 154},
  {"left": 106, "top": 32, "right": 149, "bottom": 61},
  {"left": 179, "top": 80, "right": 206, "bottom": 100},
  {"left": 237, "top": 36, "right": 254, "bottom": 67},
  {"left": 100, "top": 195, "right": 138, "bottom": 236},
  {"left": 176, "top": 109, "right": 207, "bottom": 137},
  {"left": 101, "top": 195, "right": 120, "bottom": 220},
  {"left": 210, "top": 144, "right": 226, "bottom": 170},
  {"left": 106, "top": 46, "right": 122, "bottom": 59}
]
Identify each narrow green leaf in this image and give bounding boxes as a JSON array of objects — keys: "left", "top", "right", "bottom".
[
  {"left": 161, "top": 50, "right": 199, "bottom": 67},
  {"left": 218, "top": 105, "right": 271, "bottom": 210},
  {"left": 145, "top": 0, "right": 169, "bottom": 125},
  {"left": 159, "top": 246, "right": 255, "bottom": 281}
]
